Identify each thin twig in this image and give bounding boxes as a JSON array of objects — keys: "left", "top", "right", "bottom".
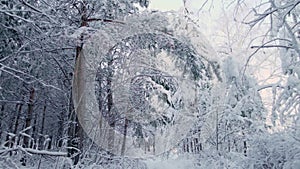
[{"left": 86, "top": 18, "right": 125, "bottom": 24}]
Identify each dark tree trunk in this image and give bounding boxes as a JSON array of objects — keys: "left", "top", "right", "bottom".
[
  {"left": 121, "top": 118, "right": 129, "bottom": 155},
  {"left": 39, "top": 103, "right": 46, "bottom": 149},
  {"left": 8, "top": 103, "right": 23, "bottom": 148},
  {"left": 0, "top": 104, "right": 4, "bottom": 144},
  {"left": 24, "top": 87, "right": 35, "bottom": 148},
  {"left": 67, "top": 2, "right": 88, "bottom": 165},
  {"left": 13, "top": 104, "right": 22, "bottom": 135},
  {"left": 57, "top": 108, "right": 64, "bottom": 147},
  {"left": 31, "top": 108, "right": 38, "bottom": 148},
  {"left": 67, "top": 92, "right": 83, "bottom": 165},
  {"left": 107, "top": 59, "right": 115, "bottom": 152}
]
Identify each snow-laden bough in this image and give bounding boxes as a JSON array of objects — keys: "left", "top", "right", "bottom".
[{"left": 72, "top": 11, "right": 220, "bottom": 158}]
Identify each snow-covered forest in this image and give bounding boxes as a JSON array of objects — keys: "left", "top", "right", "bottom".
[{"left": 0, "top": 0, "right": 299, "bottom": 168}]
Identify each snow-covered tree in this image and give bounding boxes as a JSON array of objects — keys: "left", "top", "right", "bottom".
[{"left": 0, "top": 0, "right": 149, "bottom": 167}]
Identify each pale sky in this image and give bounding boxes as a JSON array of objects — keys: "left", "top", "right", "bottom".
[
  {"left": 148, "top": 0, "right": 223, "bottom": 36},
  {"left": 149, "top": 0, "right": 183, "bottom": 11},
  {"left": 148, "top": 0, "right": 222, "bottom": 16}
]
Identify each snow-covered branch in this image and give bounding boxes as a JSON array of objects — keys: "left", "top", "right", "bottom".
[{"left": 0, "top": 147, "right": 68, "bottom": 157}]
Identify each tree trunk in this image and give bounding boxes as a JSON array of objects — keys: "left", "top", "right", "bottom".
[
  {"left": 24, "top": 87, "right": 35, "bottom": 148},
  {"left": 31, "top": 108, "right": 38, "bottom": 148},
  {"left": 39, "top": 103, "right": 46, "bottom": 149},
  {"left": 121, "top": 118, "right": 129, "bottom": 155},
  {"left": 0, "top": 104, "right": 4, "bottom": 143},
  {"left": 11, "top": 103, "right": 23, "bottom": 148},
  {"left": 242, "top": 129, "right": 247, "bottom": 156},
  {"left": 67, "top": 91, "right": 83, "bottom": 165},
  {"left": 57, "top": 107, "right": 64, "bottom": 147},
  {"left": 67, "top": 2, "right": 88, "bottom": 165},
  {"left": 107, "top": 59, "right": 115, "bottom": 153},
  {"left": 216, "top": 110, "right": 219, "bottom": 151}
]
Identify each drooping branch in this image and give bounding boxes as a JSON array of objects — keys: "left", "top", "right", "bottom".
[{"left": 251, "top": 45, "right": 292, "bottom": 49}]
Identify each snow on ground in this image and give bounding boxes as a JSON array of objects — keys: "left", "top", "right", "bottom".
[{"left": 145, "top": 154, "right": 196, "bottom": 169}]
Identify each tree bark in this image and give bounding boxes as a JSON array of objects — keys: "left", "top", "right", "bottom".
[
  {"left": 24, "top": 87, "right": 35, "bottom": 148},
  {"left": 39, "top": 103, "right": 46, "bottom": 149},
  {"left": 121, "top": 118, "right": 129, "bottom": 155},
  {"left": 31, "top": 107, "right": 38, "bottom": 148},
  {"left": 68, "top": 2, "right": 88, "bottom": 164},
  {"left": 0, "top": 104, "right": 4, "bottom": 143}
]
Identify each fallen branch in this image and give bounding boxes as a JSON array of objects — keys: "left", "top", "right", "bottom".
[{"left": 0, "top": 147, "right": 68, "bottom": 157}]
